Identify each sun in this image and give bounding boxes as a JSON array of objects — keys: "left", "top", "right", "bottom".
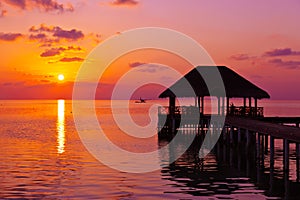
[{"left": 58, "top": 74, "right": 65, "bottom": 81}]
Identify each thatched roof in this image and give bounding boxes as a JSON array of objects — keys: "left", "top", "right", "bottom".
[{"left": 159, "top": 66, "right": 270, "bottom": 99}]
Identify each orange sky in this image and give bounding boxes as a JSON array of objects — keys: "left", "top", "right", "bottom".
[{"left": 1, "top": 0, "right": 300, "bottom": 99}]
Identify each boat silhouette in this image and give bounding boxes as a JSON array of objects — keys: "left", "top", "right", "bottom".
[{"left": 135, "top": 97, "right": 146, "bottom": 103}]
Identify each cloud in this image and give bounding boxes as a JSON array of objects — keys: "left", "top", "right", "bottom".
[
  {"left": 59, "top": 57, "right": 84, "bottom": 62},
  {"left": 269, "top": 58, "right": 300, "bottom": 69},
  {"left": 3, "top": 0, "right": 26, "bottom": 9},
  {"left": 129, "top": 62, "right": 168, "bottom": 73},
  {"left": 29, "top": 24, "right": 84, "bottom": 41},
  {"left": 40, "top": 46, "right": 83, "bottom": 57},
  {"left": 230, "top": 53, "right": 253, "bottom": 61},
  {"left": 2, "top": 81, "right": 26, "bottom": 86},
  {"left": 40, "top": 48, "right": 61, "bottom": 57},
  {"left": 264, "top": 48, "right": 300, "bottom": 57},
  {"left": 129, "top": 62, "right": 146, "bottom": 67},
  {"left": 29, "top": 33, "right": 47, "bottom": 40},
  {"left": 29, "top": 24, "right": 55, "bottom": 32},
  {"left": 0, "top": 32, "right": 23, "bottom": 41},
  {"left": 2, "top": 0, "right": 74, "bottom": 13},
  {"left": 52, "top": 27, "right": 84, "bottom": 40},
  {"left": 110, "top": 0, "right": 139, "bottom": 6}
]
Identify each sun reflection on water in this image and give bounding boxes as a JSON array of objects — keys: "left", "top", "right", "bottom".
[{"left": 57, "top": 99, "right": 65, "bottom": 154}]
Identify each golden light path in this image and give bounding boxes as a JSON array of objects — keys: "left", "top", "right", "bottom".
[{"left": 57, "top": 99, "right": 65, "bottom": 154}]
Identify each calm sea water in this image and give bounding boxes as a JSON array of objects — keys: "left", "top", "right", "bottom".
[{"left": 0, "top": 99, "right": 300, "bottom": 199}]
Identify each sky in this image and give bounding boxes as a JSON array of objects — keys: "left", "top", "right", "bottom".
[{"left": 0, "top": 0, "right": 300, "bottom": 99}]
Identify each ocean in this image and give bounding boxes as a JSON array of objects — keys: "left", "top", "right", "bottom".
[{"left": 0, "top": 99, "right": 300, "bottom": 199}]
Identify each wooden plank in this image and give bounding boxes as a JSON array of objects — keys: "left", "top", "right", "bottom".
[
  {"left": 224, "top": 116, "right": 300, "bottom": 143},
  {"left": 262, "top": 117, "right": 300, "bottom": 124}
]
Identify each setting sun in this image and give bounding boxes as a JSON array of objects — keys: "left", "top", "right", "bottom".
[{"left": 58, "top": 74, "right": 65, "bottom": 81}]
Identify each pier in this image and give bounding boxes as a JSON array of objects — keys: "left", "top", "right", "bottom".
[{"left": 157, "top": 66, "right": 300, "bottom": 194}]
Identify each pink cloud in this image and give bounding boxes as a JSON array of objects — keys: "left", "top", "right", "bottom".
[
  {"left": 40, "top": 46, "right": 83, "bottom": 57},
  {"left": 40, "top": 48, "right": 61, "bottom": 57},
  {"left": 129, "top": 61, "right": 146, "bottom": 67},
  {"left": 0, "top": 32, "right": 23, "bottom": 41},
  {"left": 59, "top": 57, "right": 84, "bottom": 62},
  {"left": 110, "top": 0, "right": 139, "bottom": 7},
  {"left": 2, "top": 0, "right": 74, "bottom": 13},
  {"left": 269, "top": 58, "right": 300, "bottom": 69},
  {"left": 52, "top": 27, "right": 84, "bottom": 41},
  {"left": 230, "top": 53, "right": 252, "bottom": 61},
  {"left": 264, "top": 48, "right": 300, "bottom": 57},
  {"left": 29, "top": 24, "right": 84, "bottom": 41}
]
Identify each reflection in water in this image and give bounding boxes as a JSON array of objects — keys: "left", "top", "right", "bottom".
[
  {"left": 158, "top": 131, "right": 300, "bottom": 199},
  {"left": 57, "top": 99, "right": 65, "bottom": 154}
]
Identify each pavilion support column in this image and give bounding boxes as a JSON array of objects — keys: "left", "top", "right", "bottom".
[
  {"left": 227, "top": 97, "right": 230, "bottom": 115},
  {"left": 254, "top": 98, "right": 258, "bottom": 117},
  {"left": 195, "top": 97, "right": 197, "bottom": 107},
  {"left": 169, "top": 97, "right": 176, "bottom": 116},
  {"left": 296, "top": 143, "right": 300, "bottom": 182},
  {"left": 168, "top": 96, "right": 176, "bottom": 133},
  {"left": 217, "top": 97, "right": 221, "bottom": 115},
  {"left": 222, "top": 97, "right": 225, "bottom": 116},
  {"left": 243, "top": 97, "right": 247, "bottom": 116},
  {"left": 249, "top": 97, "right": 252, "bottom": 116},
  {"left": 201, "top": 97, "right": 204, "bottom": 115},
  {"left": 283, "top": 139, "right": 290, "bottom": 173},
  {"left": 198, "top": 96, "right": 201, "bottom": 113},
  {"left": 269, "top": 136, "right": 275, "bottom": 194},
  {"left": 283, "top": 139, "right": 290, "bottom": 198}
]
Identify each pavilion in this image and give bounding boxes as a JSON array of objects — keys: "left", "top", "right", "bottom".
[{"left": 159, "top": 66, "right": 270, "bottom": 118}]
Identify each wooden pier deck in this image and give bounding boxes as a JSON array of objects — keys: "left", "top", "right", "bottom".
[
  {"left": 261, "top": 117, "right": 300, "bottom": 126},
  {"left": 225, "top": 116, "right": 300, "bottom": 143}
]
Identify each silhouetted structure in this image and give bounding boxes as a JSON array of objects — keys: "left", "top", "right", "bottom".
[
  {"left": 157, "top": 66, "right": 300, "bottom": 185},
  {"left": 159, "top": 66, "right": 270, "bottom": 117}
]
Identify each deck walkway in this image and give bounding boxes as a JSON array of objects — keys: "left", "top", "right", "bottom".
[
  {"left": 261, "top": 117, "right": 300, "bottom": 125},
  {"left": 224, "top": 116, "right": 300, "bottom": 143}
]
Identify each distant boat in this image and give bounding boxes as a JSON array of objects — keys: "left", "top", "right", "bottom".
[{"left": 135, "top": 97, "right": 146, "bottom": 103}]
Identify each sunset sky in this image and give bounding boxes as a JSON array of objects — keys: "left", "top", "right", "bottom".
[{"left": 0, "top": 0, "right": 300, "bottom": 99}]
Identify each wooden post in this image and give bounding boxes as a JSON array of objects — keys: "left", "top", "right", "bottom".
[
  {"left": 217, "top": 96, "right": 221, "bottom": 115},
  {"left": 296, "top": 143, "right": 300, "bottom": 182},
  {"left": 257, "top": 133, "right": 261, "bottom": 161},
  {"left": 243, "top": 97, "right": 246, "bottom": 116},
  {"left": 222, "top": 97, "right": 225, "bottom": 116},
  {"left": 284, "top": 140, "right": 290, "bottom": 199},
  {"left": 198, "top": 96, "right": 201, "bottom": 114},
  {"left": 249, "top": 97, "right": 252, "bottom": 116},
  {"left": 261, "top": 134, "right": 265, "bottom": 168},
  {"left": 283, "top": 139, "right": 289, "bottom": 173},
  {"left": 254, "top": 98, "right": 258, "bottom": 117},
  {"left": 169, "top": 97, "right": 176, "bottom": 133},
  {"left": 169, "top": 97, "right": 175, "bottom": 115},
  {"left": 269, "top": 136, "right": 275, "bottom": 192},
  {"left": 201, "top": 96, "right": 204, "bottom": 115},
  {"left": 264, "top": 135, "right": 269, "bottom": 154},
  {"left": 230, "top": 126, "right": 234, "bottom": 145},
  {"left": 195, "top": 97, "right": 197, "bottom": 107},
  {"left": 222, "top": 125, "right": 226, "bottom": 143},
  {"left": 237, "top": 127, "right": 241, "bottom": 145},
  {"left": 227, "top": 97, "right": 230, "bottom": 115},
  {"left": 246, "top": 129, "right": 251, "bottom": 149}
]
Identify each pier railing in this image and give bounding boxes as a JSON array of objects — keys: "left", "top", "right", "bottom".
[
  {"left": 158, "top": 106, "right": 264, "bottom": 117},
  {"left": 229, "top": 106, "right": 264, "bottom": 117},
  {"left": 158, "top": 106, "right": 200, "bottom": 116}
]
